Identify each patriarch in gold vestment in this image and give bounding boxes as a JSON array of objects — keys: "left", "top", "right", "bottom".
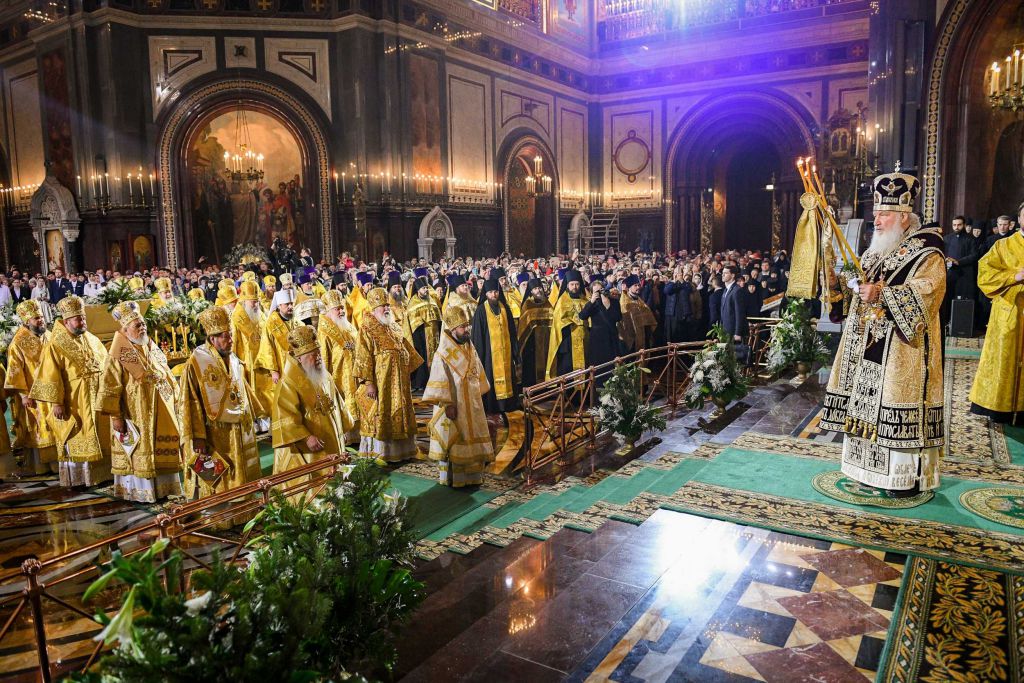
[
  {"left": 820, "top": 171, "right": 945, "bottom": 496},
  {"left": 99, "top": 301, "right": 182, "bottom": 502},
  {"left": 423, "top": 306, "right": 494, "bottom": 487},
  {"left": 4, "top": 300, "right": 57, "bottom": 474},
  {"left": 405, "top": 275, "right": 442, "bottom": 393},
  {"left": 29, "top": 295, "right": 112, "bottom": 487},
  {"left": 517, "top": 278, "right": 553, "bottom": 388},
  {"left": 354, "top": 288, "right": 423, "bottom": 462},
  {"left": 470, "top": 278, "right": 520, "bottom": 414},
  {"left": 547, "top": 270, "right": 588, "bottom": 379},
  {"left": 319, "top": 290, "right": 360, "bottom": 443},
  {"left": 231, "top": 281, "right": 272, "bottom": 428},
  {"left": 970, "top": 218, "right": 1024, "bottom": 423},
  {"left": 618, "top": 275, "right": 657, "bottom": 353},
  {"left": 271, "top": 325, "right": 351, "bottom": 474},
  {"left": 180, "top": 306, "right": 263, "bottom": 502},
  {"left": 256, "top": 289, "right": 295, "bottom": 384}
]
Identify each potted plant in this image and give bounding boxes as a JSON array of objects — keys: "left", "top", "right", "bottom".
[
  {"left": 590, "top": 363, "right": 667, "bottom": 454},
  {"left": 766, "top": 299, "right": 832, "bottom": 379},
  {"left": 684, "top": 323, "right": 749, "bottom": 416}
]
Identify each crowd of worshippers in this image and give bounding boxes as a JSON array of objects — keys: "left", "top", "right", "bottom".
[
  {"left": 0, "top": 245, "right": 794, "bottom": 503},
  {"left": 939, "top": 213, "right": 1020, "bottom": 332}
]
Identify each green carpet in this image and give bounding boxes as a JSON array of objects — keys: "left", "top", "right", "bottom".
[
  {"left": 943, "top": 347, "right": 982, "bottom": 359},
  {"left": 390, "top": 472, "right": 500, "bottom": 538},
  {"left": 1006, "top": 424, "right": 1024, "bottom": 466}
]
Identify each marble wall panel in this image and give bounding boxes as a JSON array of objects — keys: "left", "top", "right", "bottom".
[
  {"left": 447, "top": 64, "right": 492, "bottom": 196},
  {"left": 557, "top": 102, "right": 586, "bottom": 195},
  {"left": 148, "top": 35, "right": 217, "bottom": 120},
  {"left": 264, "top": 37, "right": 331, "bottom": 120},
  {"left": 4, "top": 60, "right": 44, "bottom": 186},
  {"left": 605, "top": 102, "right": 661, "bottom": 199}
]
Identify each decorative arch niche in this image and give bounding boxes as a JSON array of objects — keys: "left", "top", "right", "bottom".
[
  {"left": 156, "top": 78, "right": 333, "bottom": 268},
  {"left": 30, "top": 173, "right": 80, "bottom": 273},
  {"left": 498, "top": 132, "right": 560, "bottom": 256},
  {"left": 418, "top": 206, "right": 456, "bottom": 261}
]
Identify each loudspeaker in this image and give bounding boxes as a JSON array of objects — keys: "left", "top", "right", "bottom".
[{"left": 950, "top": 298, "right": 975, "bottom": 338}]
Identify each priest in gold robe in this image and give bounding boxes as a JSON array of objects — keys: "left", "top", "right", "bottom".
[
  {"left": 386, "top": 271, "right": 408, "bottom": 328},
  {"left": 970, "top": 212, "right": 1024, "bottom": 423},
  {"left": 517, "top": 278, "right": 553, "bottom": 388},
  {"left": 99, "top": 301, "right": 182, "bottom": 502},
  {"left": 347, "top": 271, "right": 374, "bottom": 329},
  {"left": 151, "top": 277, "right": 175, "bottom": 309},
  {"left": 29, "top": 295, "right": 112, "bottom": 487},
  {"left": 423, "top": 306, "right": 494, "bottom": 487},
  {"left": 319, "top": 290, "right": 360, "bottom": 444},
  {"left": 256, "top": 288, "right": 295, "bottom": 385},
  {"left": 354, "top": 287, "right": 423, "bottom": 461},
  {"left": 271, "top": 325, "right": 350, "bottom": 474},
  {"left": 441, "top": 273, "right": 477, "bottom": 327},
  {"left": 5, "top": 300, "right": 57, "bottom": 474},
  {"left": 820, "top": 171, "right": 945, "bottom": 497},
  {"left": 261, "top": 275, "right": 276, "bottom": 313},
  {"left": 180, "top": 306, "right": 263, "bottom": 501},
  {"left": 547, "top": 270, "right": 588, "bottom": 379},
  {"left": 506, "top": 272, "right": 529, "bottom": 321},
  {"left": 619, "top": 274, "right": 657, "bottom": 353},
  {"left": 405, "top": 274, "right": 442, "bottom": 393},
  {"left": 470, "top": 278, "right": 520, "bottom": 414},
  {"left": 231, "top": 280, "right": 272, "bottom": 430}
]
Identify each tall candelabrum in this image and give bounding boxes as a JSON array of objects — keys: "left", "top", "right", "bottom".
[
  {"left": 988, "top": 47, "right": 1024, "bottom": 111},
  {"left": 78, "top": 170, "right": 158, "bottom": 213}
]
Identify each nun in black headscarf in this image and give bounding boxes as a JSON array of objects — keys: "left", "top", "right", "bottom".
[{"left": 579, "top": 273, "right": 624, "bottom": 386}]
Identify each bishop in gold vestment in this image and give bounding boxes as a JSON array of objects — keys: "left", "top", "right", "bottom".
[
  {"left": 271, "top": 325, "right": 351, "bottom": 474},
  {"left": 99, "top": 301, "right": 182, "bottom": 502},
  {"left": 256, "top": 289, "right": 295, "bottom": 384},
  {"left": 970, "top": 224, "right": 1024, "bottom": 422},
  {"left": 231, "top": 281, "right": 272, "bottom": 429},
  {"left": 30, "top": 296, "right": 112, "bottom": 487},
  {"left": 618, "top": 275, "right": 657, "bottom": 352},
  {"left": 5, "top": 301, "right": 57, "bottom": 474},
  {"left": 820, "top": 172, "right": 945, "bottom": 496},
  {"left": 354, "top": 288, "right": 423, "bottom": 461},
  {"left": 547, "top": 270, "right": 588, "bottom": 379},
  {"left": 180, "top": 307, "right": 263, "bottom": 502},
  {"left": 423, "top": 306, "right": 494, "bottom": 487},
  {"left": 319, "top": 290, "right": 360, "bottom": 443}
]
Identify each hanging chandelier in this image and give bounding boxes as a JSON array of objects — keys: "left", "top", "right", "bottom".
[
  {"left": 525, "top": 155, "right": 552, "bottom": 197},
  {"left": 987, "top": 47, "right": 1024, "bottom": 111},
  {"left": 222, "top": 105, "right": 265, "bottom": 187}
]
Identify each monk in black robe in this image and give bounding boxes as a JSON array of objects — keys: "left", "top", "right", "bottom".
[
  {"left": 471, "top": 278, "right": 521, "bottom": 414},
  {"left": 517, "top": 278, "right": 553, "bottom": 388},
  {"left": 579, "top": 275, "right": 623, "bottom": 386},
  {"left": 548, "top": 269, "right": 588, "bottom": 378}
]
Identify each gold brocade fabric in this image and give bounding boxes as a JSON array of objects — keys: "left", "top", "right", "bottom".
[
  {"left": 786, "top": 193, "right": 822, "bottom": 300},
  {"left": 517, "top": 298, "right": 553, "bottom": 383},
  {"left": 318, "top": 315, "right": 359, "bottom": 426},
  {"left": 271, "top": 355, "right": 349, "bottom": 460},
  {"left": 255, "top": 311, "right": 292, "bottom": 375},
  {"left": 5, "top": 326, "right": 55, "bottom": 453},
  {"left": 98, "top": 332, "right": 181, "bottom": 479},
  {"left": 970, "top": 231, "right": 1024, "bottom": 414},
  {"left": 404, "top": 295, "right": 442, "bottom": 367},
  {"left": 347, "top": 287, "right": 371, "bottom": 329},
  {"left": 484, "top": 302, "right": 514, "bottom": 400},
  {"left": 441, "top": 291, "right": 477, "bottom": 329},
  {"left": 180, "top": 344, "right": 261, "bottom": 498},
  {"left": 353, "top": 314, "right": 423, "bottom": 441},
  {"left": 422, "top": 331, "right": 494, "bottom": 469},
  {"left": 29, "top": 321, "right": 110, "bottom": 463},
  {"left": 546, "top": 292, "right": 588, "bottom": 379},
  {"left": 231, "top": 304, "right": 272, "bottom": 418},
  {"left": 389, "top": 295, "right": 407, "bottom": 328},
  {"left": 619, "top": 295, "right": 657, "bottom": 352},
  {"left": 506, "top": 288, "right": 523, "bottom": 319}
]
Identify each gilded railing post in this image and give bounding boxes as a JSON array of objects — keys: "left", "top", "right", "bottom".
[{"left": 22, "top": 558, "right": 51, "bottom": 683}]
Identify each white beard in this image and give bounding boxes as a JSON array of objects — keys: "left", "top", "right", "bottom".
[
  {"left": 245, "top": 305, "right": 260, "bottom": 323},
  {"left": 301, "top": 363, "right": 329, "bottom": 387},
  {"left": 128, "top": 332, "right": 149, "bottom": 347},
  {"left": 865, "top": 225, "right": 907, "bottom": 257},
  {"left": 335, "top": 314, "right": 357, "bottom": 336},
  {"left": 373, "top": 310, "right": 394, "bottom": 326}
]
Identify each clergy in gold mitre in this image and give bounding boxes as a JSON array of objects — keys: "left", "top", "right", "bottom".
[
  {"left": 261, "top": 275, "right": 276, "bottom": 313},
  {"left": 347, "top": 271, "right": 374, "bottom": 328},
  {"left": 441, "top": 273, "right": 477, "bottom": 328},
  {"left": 216, "top": 281, "right": 238, "bottom": 316},
  {"left": 271, "top": 325, "right": 351, "bottom": 474},
  {"left": 547, "top": 269, "right": 588, "bottom": 379},
  {"left": 4, "top": 300, "right": 57, "bottom": 474},
  {"left": 969, "top": 203, "right": 1024, "bottom": 423},
  {"left": 29, "top": 295, "right": 112, "bottom": 487},
  {"left": 517, "top": 278, "right": 553, "bottom": 388},
  {"left": 256, "top": 288, "right": 295, "bottom": 385},
  {"left": 422, "top": 305, "right": 494, "bottom": 487},
  {"left": 318, "top": 290, "right": 360, "bottom": 443},
  {"left": 470, "top": 278, "right": 520, "bottom": 414},
  {"left": 151, "top": 277, "right": 175, "bottom": 309},
  {"left": 618, "top": 274, "right": 657, "bottom": 353},
  {"left": 405, "top": 272, "right": 442, "bottom": 393},
  {"left": 819, "top": 169, "right": 945, "bottom": 497},
  {"left": 231, "top": 280, "right": 272, "bottom": 428},
  {"left": 354, "top": 287, "right": 423, "bottom": 461},
  {"left": 180, "top": 306, "right": 263, "bottom": 501},
  {"left": 187, "top": 287, "right": 206, "bottom": 302},
  {"left": 128, "top": 276, "right": 147, "bottom": 297},
  {"left": 98, "top": 301, "right": 182, "bottom": 502}
]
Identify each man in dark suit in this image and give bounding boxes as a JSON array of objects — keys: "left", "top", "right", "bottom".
[
  {"left": 71, "top": 274, "right": 87, "bottom": 297},
  {"left": 10, "top": 278, "right": 30, "bottom": 303},
  {"left": 707, "top": 275, "right": 724, "bottom": 328},
  {"left": 48, "top": 268, "right": 72, "bottom": 304},
  {"left": 720, "top": 265, "right": 748, "bottom": 343}
]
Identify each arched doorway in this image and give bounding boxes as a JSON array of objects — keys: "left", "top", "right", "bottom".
[
  {"left": 156, "top": 78, "right": 333, "bottom": 268},
  {"left": 664, "top": 92, "right": 815, "bottom": 254},
  {"left": 500, "top": 135, "right": 559, "bottom": 257}
]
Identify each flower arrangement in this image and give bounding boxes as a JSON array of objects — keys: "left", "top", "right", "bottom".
[
  {"left": 70, "top": 459, "right": 423, "bottom": 682},
  {"left": 144, "top": 295, "right": 212, "bottom": 353},
  {"left": 684, "top": 323, "right": 749, "bottom": 410},
  {"left": 224, "top": 243, "right": 269, "bottom": 268},
  {"left": 765, "top": 299, "right": 831, "bottom": 376},
  {"left": 0, "top": 305, "right": 20, "bottom": 363},
  {"left": 590, "top": 363, "right": 667, "bottom": 445},
  {"left": 86, "top": 279, "right": 150, "bottom": 308}
]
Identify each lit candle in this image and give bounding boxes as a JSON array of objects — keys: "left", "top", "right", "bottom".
[
  {"left": 115, "top": 176, "right": 122, "bottom": 204},
  {"left": 342, "top": 172, "right": 347, "bottom": 196},
  {"left": 149, "top": 173, "right": 155, "bottom": 200},
  {"left": 103, "top": 173, "right": 109, "bottom": 199},
  {"left": 76, "top": 174, "right": 82, "bottom": 198},
  {"left": 1006, "top": 56, "right": 1012, "bottom": 91},
  {"left": 127, "top": 173, "right": 134, "bottom": 203},
  {"left": 401, "top": 172, "right": 407, "bottom": 196},
  {"left": 874, "top": 124, "right": 880, "bottom": 157},
  {"left": 333, "top": 171, "right": 339, "bottom": 195}
]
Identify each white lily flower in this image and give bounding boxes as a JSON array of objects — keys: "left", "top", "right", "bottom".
[{"left": 184, "top": 591, "right": 212, "bottom": 615}]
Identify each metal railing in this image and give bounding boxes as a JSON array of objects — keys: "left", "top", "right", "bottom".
[
  {"left": 518, "top": 341, "right": 707, "bottom": 484},
  {"left": 0, "top": 454, "right": 350, "bottom": 682}
]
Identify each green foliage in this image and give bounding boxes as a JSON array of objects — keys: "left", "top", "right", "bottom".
[
  {"left": 143, "top": 295, "right": 212, "bottom": 349},
  {"left": 69, "top": 460, "right": 422, "bottom": 683},
  {"left": 683, "top": 323, "right": 750, "bottom": 409},
  {"left": 590, "top": 364, "right": 667, "bottom": 443},
  {"left": 0, "top": 303, "right": 21, "bottom": 363},
  {"left": 765, "top": 299, "right": 832, "bottom": 375},
  {"left": 87, "top": 279, "right": 150, "bottom": 309}
]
